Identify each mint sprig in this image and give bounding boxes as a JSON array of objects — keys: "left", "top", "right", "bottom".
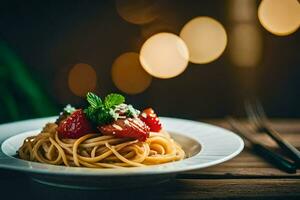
[
  {"left": 104, "top": 93, "right": 125, "bottom": 108},
  {"left": 84, "top": 92, "right": 125, "bottom": 125},
  {"left": 86, "top": 92, "right": 102, "bottom": 108}
]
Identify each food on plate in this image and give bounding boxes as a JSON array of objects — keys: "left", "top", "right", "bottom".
[{"left": 18, "top": 93, "right": 185, "bottom": 168}]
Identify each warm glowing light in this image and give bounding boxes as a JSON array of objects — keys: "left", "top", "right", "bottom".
[
  {"left": 68, "top": 63, "right": 97, "bottom": 97},
  {"left": 112, "top": 52, "right": 152, "bottom": 94},
  {"left": 229, "top": 24, "right": 262, "bottom": 67},
  {"left": 258, "top": 0, "right": 300, "bottom": 36},
  {"left": 140, "top": 32, "right": 189, "bottom": 79},
  {"left": 180, "top": 16, "right": 227, "bottom": 64},
  {"left": 115, "top": 0, "right": 159, "bottom": 24}
]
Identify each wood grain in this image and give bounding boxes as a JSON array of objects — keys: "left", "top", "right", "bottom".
[
  {"left": 0, "top": 119, "right": 300, "bottom": 199},
  {"left": 180, "top": 148, "right": 300, "bottom": 178},
  {"left": 204, "top": 119, "right": 300, "bottom": 134},
  {"left": 161, "top": 179, "right": 300, "bottom": 199},
  {"left": 192, "top": 119, "right": 300, "bottom": 178}
]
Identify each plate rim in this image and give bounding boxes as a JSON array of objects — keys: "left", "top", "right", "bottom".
[{"left": 0, "top": 117, "right": 244, "bottom": 176}]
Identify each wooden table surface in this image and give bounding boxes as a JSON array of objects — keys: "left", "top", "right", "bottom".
[{"left": 1, "top": 119, "right": 299, "bottom": 200}]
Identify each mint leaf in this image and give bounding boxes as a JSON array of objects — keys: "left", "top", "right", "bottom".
[
  {"left": 84, "top": 107, "right": 98, "bottom": 123},
  {"left": 85, "top": 106, "right": 114, "bottom": 125},
  {"left": 84, "top": 93, "right": 126, "bottom": 126},
  {"left": 87, "top": 92, "right": 102, "bottom": 108},
  {"left": 104, "top": 93, "right": 125, "bottom": 109},
  {"left": 97, "top": 109, "right": 114, "bottom": 124}
]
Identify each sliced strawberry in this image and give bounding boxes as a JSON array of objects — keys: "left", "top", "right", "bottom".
[
  {"left": 98, "top": 118, "right": 150, "bottom": 141},
  {"left": 57, "top": 109, "right": 93, "bottom": 139},
  {"left": 139, "top": 108, "right": 162, "bottom": 132}
]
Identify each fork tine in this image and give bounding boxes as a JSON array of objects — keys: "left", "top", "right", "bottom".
[
  {"left": 255, "top": 99, "right": 268, "bottom": 120},
  {"left": 246, "top": 100, "right": 300, "bottom": 166},
  {"left": 245, "top": 100, "right": 254, "bottom": 120},
  {"left": 245, "top": 100, "right": 261, "bottom": 129},
  {"left": 227, "top": 116, "right": 297, "bottom": 173}
]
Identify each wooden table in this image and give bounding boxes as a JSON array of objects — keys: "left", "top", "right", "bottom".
[{"left": 1, "top": 119, "right": 299, "bottom": 199}]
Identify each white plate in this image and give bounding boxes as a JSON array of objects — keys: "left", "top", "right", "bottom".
[{"left": 0, "top": 117, "right": 244, "bottom": 189}]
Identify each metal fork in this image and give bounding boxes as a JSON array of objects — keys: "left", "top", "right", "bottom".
[
  {"left": 227, "top": 117, "right": 296, "bottom": 173},
  {"left": 245, "top": 99, "right": 300, "bottom": 167}
]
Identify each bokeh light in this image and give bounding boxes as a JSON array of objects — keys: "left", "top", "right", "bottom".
[
  {"left": 180, "top": 16, "right": 227, "bottom": 64},
  {"left": 258, "top": 0, "right": 300, "bottom": 36},
  {"left": 112, "top": 52, "right": 152, "bottom": 94},
  {"left": 68, "top": 63, "right": 97, "bottom": 97},
  {"left": 115, "top": 0, "right": 159, "bottom": 25},
  {"left": 140, "top": 32, "right": 189, "bottom": 79},
  {"left": 229, "top": 24, "right": 262, "bottom": 67}
]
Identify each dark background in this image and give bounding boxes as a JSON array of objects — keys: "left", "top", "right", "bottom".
[{"left": 0, "top": 0, "right": 299, "bottom": 123}]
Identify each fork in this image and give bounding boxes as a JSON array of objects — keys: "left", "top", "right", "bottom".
[
  {"left": 227, "top": 117, "right": 296, "bottom": 173},
  {"left": 245, "top": 99, "right": 300, "bottom": 167}
]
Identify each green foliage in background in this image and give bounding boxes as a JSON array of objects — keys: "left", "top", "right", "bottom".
[{"left": 0, "top": 41, "right": 58, "bottom": 123}]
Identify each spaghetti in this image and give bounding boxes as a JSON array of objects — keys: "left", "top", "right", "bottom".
[{"left": 18, "top": 123, "right": 185, "bottom": 168}]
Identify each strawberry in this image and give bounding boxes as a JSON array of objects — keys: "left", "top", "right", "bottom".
[
  {"left": 139, "top": 108, "right": 162, "bottom": 132},
  {"left": 57, "top": 109, "right": 93, "bottom": 139},
  {"left": 98, "top": 118, "right": 150, "bottom": 141}
]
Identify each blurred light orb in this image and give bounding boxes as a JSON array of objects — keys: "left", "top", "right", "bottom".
[
  {"left": 115, "top": 0, "right": 159, "bottom": 25},
  {"left": 180, "top": 16, "right": 227, "bottom": 64},
  {"left": 68, "top": 63, "right": 97, "bottom": 97},
  {"left": 258, "top": 0, "right": 300, "bottom": 36},
  {"left": 229, "top": 24, "right": 262, "bottom": 67},
  {"left": 140, "top": 32, "right": 189, "bottom": 79},
  {"left": 112, "top": 52, "right": 152, "bottom": 94}
]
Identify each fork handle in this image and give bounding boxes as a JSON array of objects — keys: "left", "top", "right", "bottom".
[
  {"left": 252, "top": 143, "right": 297, "bottom": 174},
  {"left": 262, "top": 126, "right": 300, "bottom": 167}
]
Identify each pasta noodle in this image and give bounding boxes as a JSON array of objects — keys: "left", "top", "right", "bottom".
[{"left": 18, "top": 123, "right": 185, "bottom": 168}]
